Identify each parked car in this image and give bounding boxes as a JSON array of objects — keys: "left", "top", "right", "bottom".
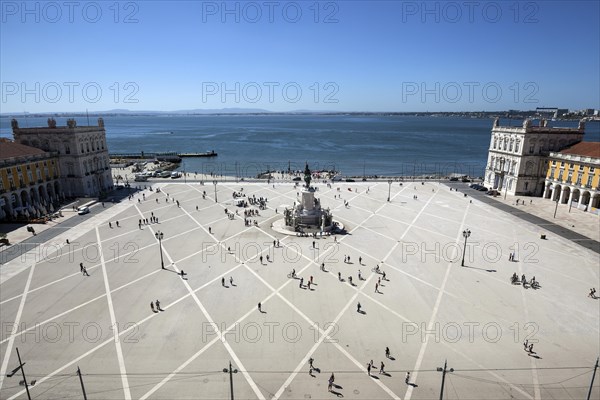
[
  {"left": 77, "top": 206, "right": 90, "bottom": 215},
  {"left": 292, "top": 177, "right": 302, "bottom": 181},
  {"left": 486, "top": 190, "right": 500, "bottom": 196},
  {"left": 477, "top": 186, "right": 488, "bottom": 191},
  {"left": 462, "top": 178, "right": 471, "bottom": 182},
  {"left": 449, "top": 177, "right": 459, "bottom": 181},
  {"left": 470, "top": 184, "right": 481, "bottom": 189},
  {"left": 170, "top": 171, "right": 181, "bottom": 179}
]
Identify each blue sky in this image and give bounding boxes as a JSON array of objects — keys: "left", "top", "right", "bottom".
[{"left": 1, "top": 0, "right": 599, "bottom": 112}]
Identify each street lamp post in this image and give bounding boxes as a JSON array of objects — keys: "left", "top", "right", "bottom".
[
  {"left": 6, "top": 347, "right": 32, "bottom": 400},
  {"left": 223, "top": 361, "right": 238, "bottom": 400},
  {"left": 461, "top": 229, "right": 471, "bottom": 267},
  {"left": 437, "top": 360, "right": 454, "bottom": 400},
  {"left": 155, "top": 231, "right": 164, "bottom": 269},
  {"left": 213, "top": 180, "right": 218, "bottom": 203},
  {"left": 387, "top": 179, "right": 392, "bottom": 202}
]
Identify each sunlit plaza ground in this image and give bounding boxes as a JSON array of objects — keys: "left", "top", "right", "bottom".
[{"left": 1, "top": 179, "right": 599, "bottom": 399}]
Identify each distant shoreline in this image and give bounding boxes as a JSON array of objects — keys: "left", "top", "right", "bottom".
[{"left": 2, "top": 111, "right": 596, "bottom": 120}]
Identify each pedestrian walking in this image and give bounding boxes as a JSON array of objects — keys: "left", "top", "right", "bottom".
[
  {"left": 312, "top": 241, "right": 315, "bottom": 248},
  {"left": 307, "top": 281, "right": 311, "bottom": 290},
  {"left": 523, "top": 339, "right": 528, "bottom": 351},
  {"left": 258, "top": 302, "right": 262, "bottom": 312},
  {"left": 82, "top": 267, "right": 89, "bottom": 276},
  {"left": 309, "top": 357, "right": 314, "bottom": 368},
  {"left": 155, "top": 300, "right": 161, "bottom": 311},
  {"left": 310, "top": 276, "right": 313, "bottom": 284},
  {"left": 230, "top": 277, "right": 233, "bottom": 286},
  {"left": 367, "top": 363, "right": 371, "bottom": 376},
  {"left": 385, "top": 347, "right": 390, "bottom": 358},
  {"left": 358, "top": 270, "right": 362, "bottom": 280},
  {"left": 109, "top": 222, "right": 112, "bottom": 228},
  {"left": 80, "top": 262, "right": 84, "bottom": 273},
  {"left": 375, "top": 283, "right": 379, "bottom": 293},
  {"left": 151, "top": 302, "right": 155, "bottom": 312},
  {"left": 222, "top": 277, "right": 225, "bottom": 287},
  {"left": 300, "top": 277, "right": 304, "bottom": 288},
  {"left": 338, "top": 272, "right": 342, "bottom": 281},
  {"left": 528, "top": 343, "right": 534, "bottom": 353},
  {"left": 116, "top": 221, "right": 119, "bottom": 227},
  {"left": 405, "top": 371, "right": 410, "bottom": 384},
  {"left": 379, "top": 361, "right": 385, "bottom": 374},
  {"left": 357, "top": 302, "right": 361, "bottom": 312}
]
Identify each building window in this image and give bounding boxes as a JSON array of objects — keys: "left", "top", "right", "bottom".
[
  {"left": 81, "top": 143, "right": 84, "bottom": 153},
  {"left": 27, "top": 171, "right": 33, "bottom": 182},
  {"left": 567, "top": 171, "right": 573, "bottom": 182},
  {"left": 590, "top": 167, "right": 596, "bottom": 173},
  {"left": 509, "top": 140, "right": 513, "bottom": 152},
  {"left": 503, "top": 140, "right": 508, "bottom": 151},
  {"left": 493, "top": 138, "right": 497, "bottom": 149},
  {"left": 587, "top": 175, "right": 594, "bottom": 187},
  {"left": 86, "top": 143, "right": 90, "bottom": 153},
  {"left": 560, "top": 161, "right": 565, "bottom": 167},
  {"left": 529, "top": 145, "right": 534, "bottom": 154},
  {"left": 36, "top": 170, "right": 42, "bottom": 181},
  {"left": 576, "top": 173, "right": 582, "bottom": 185},
  {"left": 515, "top": 140, "right": 520, "bottom": 152},
  {"left": 549, "top": 167, "right": 555, "bottom": 178},
  {"left": 524, "top": 182, "right": 529, "bottom": 190},
  {"left": 65, "top": 145, "right": 70, "bottom": 154}
]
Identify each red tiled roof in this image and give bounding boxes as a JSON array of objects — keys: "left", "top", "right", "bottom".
[
  {"left": 559, "top": 142, "right": 600, "bottom": 158},
  {"left": 0, "top": 139, "right": 47, "bottom": 160}
]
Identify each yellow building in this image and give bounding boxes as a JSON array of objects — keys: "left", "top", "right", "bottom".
[
  {"left": 0, "top": 139, "right": 61, "bottom": 221},
  {"left": 543, "top": 142, "right": 600, "bottom": 213}
]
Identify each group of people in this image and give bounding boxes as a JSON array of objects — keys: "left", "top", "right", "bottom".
[{"left": 510, "top": 273, "right": 539, "bottom": 288}]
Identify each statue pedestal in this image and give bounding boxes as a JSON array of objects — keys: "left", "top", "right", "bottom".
[{"left": 301, "top": 188, "right": 315, "bottom": 211}]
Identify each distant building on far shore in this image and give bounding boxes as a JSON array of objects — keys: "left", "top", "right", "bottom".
[
  {"left": 11, "top": 117, "right": 114, "bottom": 197},
  {"left": 483, "top": 118, "right": 585, "bottom": 197},
  {"left": 543, "top": 142, "right": 600, "bottom": 213}
]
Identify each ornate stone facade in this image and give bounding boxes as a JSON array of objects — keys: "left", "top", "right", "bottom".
[
  {"left": 12, "top": 118, "right": 114, "bottom": 197},
  {"left": 483, "top": 118, "right": 584, "bottom": 196}
]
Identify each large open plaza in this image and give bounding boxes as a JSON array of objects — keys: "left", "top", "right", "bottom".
[{"left": 0, "top": 178, "right": 599, "bottom": 399}]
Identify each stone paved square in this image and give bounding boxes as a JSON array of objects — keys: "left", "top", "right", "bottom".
[{"left": 0, "top": 180, "right": 599, "bottom": 399}]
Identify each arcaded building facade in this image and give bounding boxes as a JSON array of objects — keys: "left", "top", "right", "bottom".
[
  {"left": 543, "top": 142, "right": 600, "bottom": 213},
  {"left": 0, "top": 140, "right": 61, "bottom": 221},
  {"left": 484, "top": 118, "right": 585, "bottom": 196},
  {"left": 11, "top": 118, "right": 114, "bottom": 197}
]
